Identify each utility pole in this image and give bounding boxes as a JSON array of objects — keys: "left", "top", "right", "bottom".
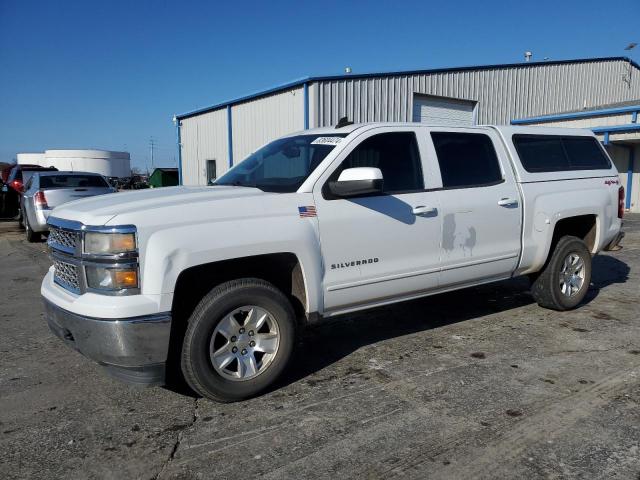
[{"left": 149, "top": 137, "right": 156, "bottom": 172}]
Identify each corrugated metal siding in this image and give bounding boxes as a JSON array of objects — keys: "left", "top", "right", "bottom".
[
  {"left": 315, "top": 59, "right": 640, "bottom": 127},
  {"left": 231, "top": 87, "right": 304, "bottom": 162},
  {"left": 179, "top": 109, "right": 228, "bottom": 185}
]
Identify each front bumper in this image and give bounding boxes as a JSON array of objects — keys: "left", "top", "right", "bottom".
[{"left": 43, "top": 297, "right": 172, "bottom": 386}]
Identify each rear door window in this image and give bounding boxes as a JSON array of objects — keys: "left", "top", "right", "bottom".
[
  {"left": 431, "top": 132, "right": 503, "bottom": 188},
  {"left": 513, "top": 135, "right": 611, "bottom": 172}
]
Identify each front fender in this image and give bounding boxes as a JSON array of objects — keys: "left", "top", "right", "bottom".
[{"left": 139, "top": 215, "right": 324, "bottom": 314}]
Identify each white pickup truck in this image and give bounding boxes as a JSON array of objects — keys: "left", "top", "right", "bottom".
[{"left": 42, "top": 123, "right": 625, "bottom": 402}]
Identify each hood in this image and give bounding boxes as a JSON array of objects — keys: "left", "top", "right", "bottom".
[{"left": 50, "top": 186, "right": 274, "bottom": 226}]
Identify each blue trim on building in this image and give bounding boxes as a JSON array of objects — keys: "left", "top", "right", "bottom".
[
  {"left": 604, "top": 132, "right": 610, "bottom": 145},
  {"left": 512, "top": 105, "right": 640, "bottom": 125},
  {"left": 303, "top": 82, "right": 309, "bottom": 129},
  {"left": 632, "top": 111, "right": 638, "bottom": 123},
  {"left": 591, "top": 124, "right": 640, "bottom": 134},
  {"left": 627, "top": 148, "right": 635, "bottom": 209},
  {"left": 226, "top": 105, "right": 233, "bottom": 168},
  {"left": 177, "top": 56, "right": 640, "bottom": 121},
  {"left": 175, "top": 118, "right": 183, "bottom": 185}
]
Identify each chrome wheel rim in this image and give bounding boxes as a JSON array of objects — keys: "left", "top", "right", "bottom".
[
  {"left": 209, "top": 306, "right": 280, "bottom": 381},
  {"left": 559, "top": 253, "right": 585, "bottom": 297}
]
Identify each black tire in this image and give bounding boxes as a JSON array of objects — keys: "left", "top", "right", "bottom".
[
  {"left": 531, "top": 236, "right": 592, "bottom": 311},
  {"left": 181, "top": 278, "right": 296, "bottom": 402},
  {"left": 24, "top": 212, "right": 41, "bottom": 242}
]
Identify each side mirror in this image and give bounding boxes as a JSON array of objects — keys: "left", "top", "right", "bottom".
[{"left": 328, "top": 167, "right": 383, "bottom": 198}]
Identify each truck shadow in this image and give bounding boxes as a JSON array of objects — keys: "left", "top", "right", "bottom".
[{"left": 277, "top": 254, "right": 630, "bottom": 390}]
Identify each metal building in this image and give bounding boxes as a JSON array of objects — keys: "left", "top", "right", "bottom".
[{"left": 175, "top": 56, "right": 640, "bottom": 205}]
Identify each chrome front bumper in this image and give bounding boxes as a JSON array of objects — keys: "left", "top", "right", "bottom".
[{"left": 43, "top": 297, "right": 171, "bottom": 385}]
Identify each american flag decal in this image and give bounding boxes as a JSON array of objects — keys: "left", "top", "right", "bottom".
[{"left": 298, "top": 206, "right": 317, "bottom": 217}]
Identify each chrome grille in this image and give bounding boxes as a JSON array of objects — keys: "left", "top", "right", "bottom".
[
  {"left": 48, "top": 227, "right": 79, "bottom": 253},
  {"left": 52, "top": 258, "right": 80, "bottom": 292}
]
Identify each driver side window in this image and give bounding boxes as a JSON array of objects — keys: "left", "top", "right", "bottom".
[{"left": 333, "top": 132, "right": 424, "bottom": 193}]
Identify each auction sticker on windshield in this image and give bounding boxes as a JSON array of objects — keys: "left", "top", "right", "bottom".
[{"left": 311, "top": 137, "right": 343, "bottom": 145}]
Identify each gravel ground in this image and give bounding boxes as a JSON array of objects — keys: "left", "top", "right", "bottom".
[{"left": 1, "top": 215, "right": 639, "bottom": 480}]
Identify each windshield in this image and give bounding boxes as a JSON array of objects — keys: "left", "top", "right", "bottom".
[{"left": 215, "top": 134, "right": 346, "bottom": 192}]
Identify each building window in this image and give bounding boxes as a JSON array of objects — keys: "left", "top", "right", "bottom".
[
  {"left": 431, "top": 132, "right": 503, "bottom": 188},
  {"left": 206, "top": 160, "right": 217, "bottom": 185},
  {"left": 332, "top": 132, "right": 424, "bottom": 193}
]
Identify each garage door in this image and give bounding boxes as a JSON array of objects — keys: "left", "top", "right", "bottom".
[{"left": 412, "top": 95, "right": 477, "bottom": 126}]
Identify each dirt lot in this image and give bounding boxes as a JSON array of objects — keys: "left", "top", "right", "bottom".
[{"left": 1, "top": 216, "right": 639, "bottom": 480}]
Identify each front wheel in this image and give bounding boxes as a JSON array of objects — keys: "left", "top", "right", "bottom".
[
  {"left": 181, "top": 278, "right": 296, "bottom": 402},
  {"left": 531, "top": 236, "right": 592, "bottom": 311}
]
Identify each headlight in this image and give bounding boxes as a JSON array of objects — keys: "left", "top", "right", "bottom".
[
  {"left": 84, "top": 232, "right": 136, "bottom": 255},
  {"left": 86, "top": 266, "right": 138, "bottom": 291}
]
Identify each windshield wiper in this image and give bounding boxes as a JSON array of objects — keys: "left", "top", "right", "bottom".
[{"left": 215, "top": 180, "right": 262, "bottom": 190}]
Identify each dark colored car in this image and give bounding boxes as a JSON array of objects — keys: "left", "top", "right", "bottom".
[
  {"left": 0, "top": 163, "right": 12, "bottom": 183},
  {"left": 0, "top": 165, "right": 57, "bottom": 220}
]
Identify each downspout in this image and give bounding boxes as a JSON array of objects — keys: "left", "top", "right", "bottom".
[
  {"left": 173, "top": 115, "right": 183, "bottom": 185},
  {"left": 303, "top": 82, "right": 309, "bottom": 129},
  {"left": 227, "top": 105, "right": 234, "bottom": 168},
  {"left": 626, "top": 147, "right": 635, "bottom": 210}
]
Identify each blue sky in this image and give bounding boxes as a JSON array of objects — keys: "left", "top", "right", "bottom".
[{"left": 1, "top": 0, "right": 638, "bottom": 171}]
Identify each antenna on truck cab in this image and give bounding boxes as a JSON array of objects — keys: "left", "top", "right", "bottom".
[{"left": 335, "top": 117, "right": 354, "bottom": 129}]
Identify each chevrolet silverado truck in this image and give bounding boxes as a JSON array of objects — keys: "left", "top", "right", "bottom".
[{"left": 42, "top": 123, "right": 625, "bottom": 402}]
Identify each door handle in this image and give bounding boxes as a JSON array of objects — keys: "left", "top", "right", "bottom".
[
  {"left": 497, "top": 197, "right": 519, "bottom": 207},
  {"left": 412, "top": 205, "right": 438, "bottom": 216}
]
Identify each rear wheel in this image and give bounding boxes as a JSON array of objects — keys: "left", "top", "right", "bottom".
[
  {"left": 181, "top": 278, "right": 296, "bottom": 402},
  {"left": 24, "top": 211, "right": 41, "bottom": 242},
  {"left": 531, "top": 236, "right": 591, "bottom": 311}
]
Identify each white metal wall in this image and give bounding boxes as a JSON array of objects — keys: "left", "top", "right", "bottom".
[
  {"left": 231, "top": 87, "right": 305, "bottom": 162},
  {"left": 180, "top": 108, "right": 228, "bottom": 186},
  {"left": 314, "top": 59, "right": 640, "bottom": 126}
]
